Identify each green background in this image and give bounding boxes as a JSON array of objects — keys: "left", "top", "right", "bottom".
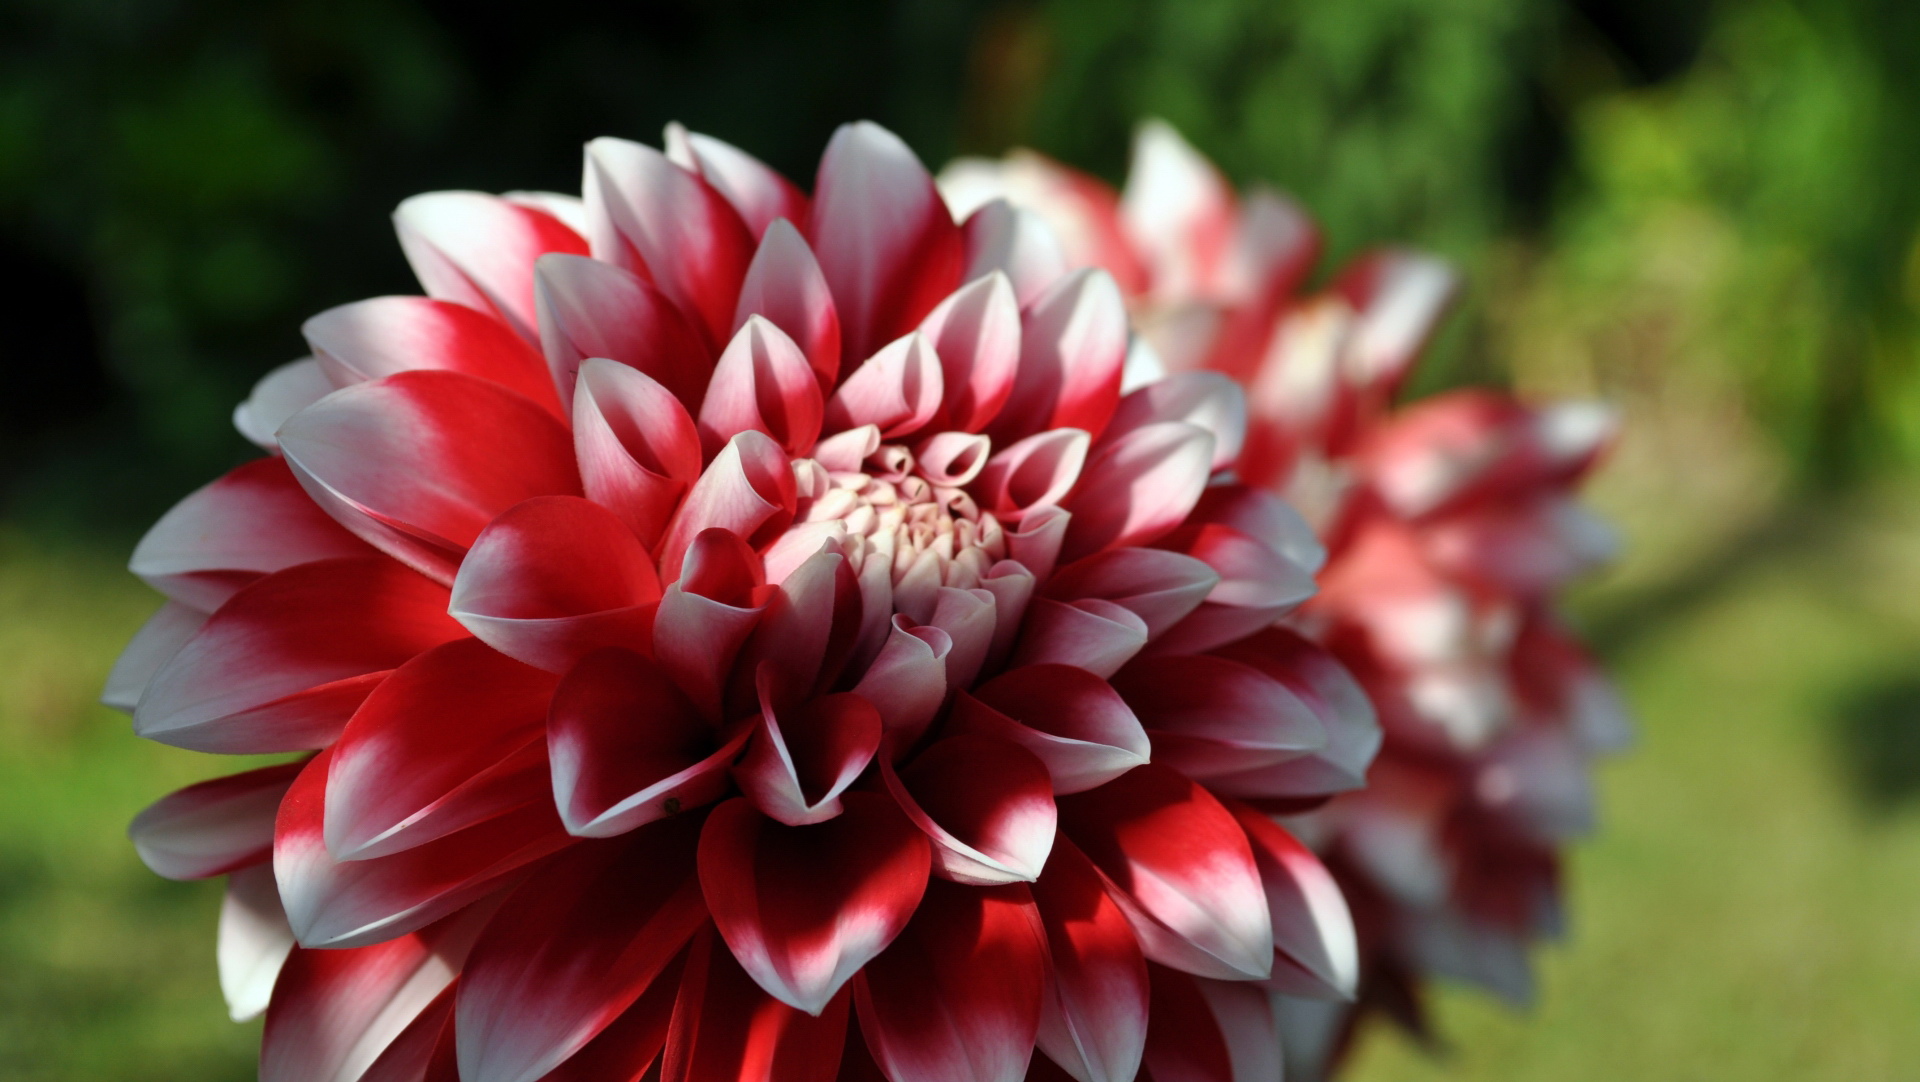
[{"left": 2, "top": 1, "right": 1918, "bottom": 1078}]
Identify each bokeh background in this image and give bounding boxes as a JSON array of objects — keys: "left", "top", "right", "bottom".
[{"left": 3, "top": 0, "right": 1919, "bottom": 1078}]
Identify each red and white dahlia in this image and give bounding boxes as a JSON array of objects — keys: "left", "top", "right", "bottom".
[
  {"left": 108, "top": 120, "right": 1381, "bottom": 1082},
  {"left": 945, "top": 122, "right": 1628, "bottom": 1076}
]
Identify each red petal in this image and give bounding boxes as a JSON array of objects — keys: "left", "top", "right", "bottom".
[
  {"left": 536, "top": 952, "right": 684, "bottom": 1082},
  {"left": 130, "top": 762, "right": 302, "bottom": 880},
  {"left": 957, "top": 200, "right": 1070, "bottom": 308},
  {"left": 585, "top": 136, "right": 757, "bottom": 348},
  {"left": 850, "top": 617, "right": 951, "bottom": 744},
  {"left": 1103, "top": 372, "right": 1245, "bottom": 473},
  {"left": 987, "top": 269, "right": 1126, "bottom": 444},
  {"left": 733, "top": 219, "right": 842, "bottom": 389},
  {"left": 326, "top": 639, "right": 557, "bottom": 861},
  {"left": 395, "top": 191, "right": 590, "bottom": 344},
  {"left": 1059, "top": 421, "right": 1214, "bottom": 564},
  {"left": 1206, "top": 630, "right": 1380, "bottom": 799},
  {"left": 1146, "top": 522, "right": 1317, "bottom": 657},
  {"left": 662, "top": 928, "right": 851, "bottom": 1082},
  {"left": 276, "top": 749, "right": 571, "bottom": 948},
  {"left": 572, "top": 358, "right": 703, "bottom": 549},
  {"left": 824, "top": 332, "right": 945, "bottom": 440},
  {"left": 700, "top": 317, "right": 826, "bottom": 458},
  {"left": 360, "top": 983, "right": 457, "bottom": 1082},
  {"left": 1111, "top": 655, "right": 1325, "bottom": 780},
  {"left": 1030, "top": 839, "right": 1148, "bottom": 1082},
  {"left": 456, "top": 825, "right": 707, "bottom": 1082},
  {"left": 853, "top": 881, "right": 1046, "bottom": 1082},
  {"left": 1227, "top": 803, "right": 1358, "bottom": 1000},
  {"left": 658, "top": 432, "right": 797, "bottom": 583},
  {"left": 1333, "top": 249, "right": 1459, "bottom": 396},
  {"left": 1056, "top": 763, "right": 1272, "bottom": 980},
  {"left": 278, "top": 370, "right": 581, "bottom": 584},
  {"left": 808, "top": 122, "right": 963, "bottom": 369},
  {"left": 917, "top": 272, "right": 1022, "bottom": 432},
  {"left": 668, "top": 125, "right": 811, "bottom": 241},
  {"left": 304, "top": 296, "right": 563, "bottom": 419},
  {"left": 550, "top": 648, "right": 747, "bottom": 837},
  {"left": 881, "top": 734, "right": 1055, "bottom": 885},
  {"left": 951, "top": 665, "right": 1149, "bottom": 795},
  {"left": 652, "top": 529, "right": 771, "bottom": 720},
  {"left": 697, "top": 794, "right": 931, "bottom": 1013},
  {"left": 535, "top": 252, "right": 715, "bottom": 414},
  {"left": 1119, "top": 122, "right": 1237, "bottom": 301},
  {"left": 1137, "top": 965, "right": 1237, "bottom": 1082},
  {"left": 135, "top": 557, "right": 466, "bottom": 753},
  {"left": 450, "top": 496, "right": 662, "bottom": 673},
  {"left": 1006, "top": 598, "right": 1148, "bottom": 679},
  {"left": 972, "top": 431, "right": 1088, "bottom": 523},
  {"left": 735, "top": 678, "right": 882, "bottom": 826},
  {"left": 736, "top": 543, "right": 862, "bottom": 702},
  {"left": 220, "top": 864, "right": 297, "bottom": 1022},
  {"left": 130, "top": 455, "right": 374, "bottom": 610},
  {"left": 1044, "top": 547, "right": 1218, "bottom": 641}
]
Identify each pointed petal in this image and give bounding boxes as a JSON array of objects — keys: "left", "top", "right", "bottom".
[
  {"left": 736, "top": 544, "right": 862, "bottom": 700},
  {"left": 130, "top": 762, "right": 302, "bottom": 880},
  {"left": 1228, "top": 803, "right": 1358, "bottom": 1000},
  {"left": 658, "top": 431, "right": 797, "bottom": 583},
  {"left": 276, "top": 749, "right": 571, "bottom": 948},
  {"left": 670, "top": 126, "right": 811, "bottom": 240},
  {"left": 824, "top": 332, "right": 945, "bottom": 440},
  {"left": 918, "top": 272, "right": 1022, "bottom": 431},
  {"left": 1007, "top": 598, "right": 1148, "bottom": 679},
  {"left": 1146, "top": 522, "right": 1317, "bottom": 657},
  {"left": 1334, "top": 248, "right": 1459, "bottom": 394},
  {"left": 396, "top": 191, "right": 590, "bottom": 343},
  {"left": 700, "top": 316, "right": 825, "bottom": 458},
  {"left": 236, "top": 357, "right": 335, "bottom": 451},
  {"left": 456, "top": 824, "right": 707, "bottom": 1082},
  {"left": 1112, "top": 655, "right": 1325, "bottom": 779},
  {"left": 220, "top": 863, "right": 297, "bottom": 1022},
  {"left": 850, "top": 617, "right": 951, "bottom": 744},
  {"left": 135, "top": 557, "right": 466, "bottom": 753},
  {"left": 735, "top": 680, "right": 882, "bottom": 826},
  {"left": 697, "top": 794, "right": 930, "bottom": 1014},
  {"left": 734, "top": 219, "right": 842, "bottom": 388},
  {"left": 988, "top": 269, "right": 1127, "bottom": 444},
  {"left": 881, "top": 734, "right": 1055, "bottom": 885},
  {"left": 584, "top": 136, "right": 756, "bottom": 347},
  {"left": 450, "top": 496, "right": 662, "bottom": 673},
  {"left": 278, "top": 371, "right": 581, "bottom": 584},
  {"left": 1044, "top": 547, "right": 1218, "bottom": 641},
  {"left": 358, "top": 983, "right": 458, "bottom": 1082},
  {"left": 304, "top": 296, "right": 564, "bottom": 418},
  {"left": 808, "top": 122, "right": 963, "bottom": 368},
  {"left": 652, "top": 529, "right": 771, "bottom": 720},
  {"left": 572, "top": 358, "right": 703, "bottom": 547},
  {"left": 1057, "top": 763, "right": 1272, "bottom": 980},
  {"left": 326, "top": 639, "right": 557, "bottom": 861},
  {"left": 951, "top": 665, "right": 1149, "bottom": 795},
  {"left": 130, "top": 455, "right": 374, "bottom": 610},
  {"left": 1137, "top": 965, "right": 1237, "bottom": 1082},
  {"left": 1031, "top": 839, "right": 1149, "bottom": 1082},
  {"left": 853, "top": 881, "right": 1046, "bottom": 1082},
  {"left": 958, "top": 199, "right": 1070, "bottom": 308},
  {"left": 1119, "top": 121, "right": 1237, "bottom": 302},
  {"left": 505, "top": 190, "right": 590, "bottom": 234},
  {"left": 1207, "top": 630, "right": 1381, "bottom": 799},
  {"left": 926, "top": 585, "right": 996, "bottom": 690},
  {"left": 535, "top": 252, "right": 715, "bottom": 414},
  {"left": 536, "top": 954, "right": 685, "bottom": 1082},
  {"left": 661, "top": 929, "right": 851, "bottom": 1082},
  {"left": 103, "top": 601, "right": 207, "bottom": 713},
  {"left": 1059, "top": 422, "right": 1213, "bottom": 563},
  {"left": 1103, "top": 372, "right": 1245, "bottom": 472},
  {"left": 971, "top": 430, "right": 1088, "bottom": 522}
]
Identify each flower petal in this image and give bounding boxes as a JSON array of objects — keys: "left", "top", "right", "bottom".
[
  {"left": 1057, "top": 763, "right": 1273, "bottom": 980},
  {"left": 304, "top": 296, "right": 563, "bottom": 418},
  {"left": 571, "top": 358, "right": 703, "bottom": 548},
  {"left": 808, "top": 121, "right": 963, "bottom": 369},
  {"left": 235, "top": 357, "right": 334, "bottom": 451},
  {"left": 1136, "top": 965, "right": 1238, "bottom": 1082},
  {"left": 1112, "top": 655, "right": 1325, "bottom": 779},
  {"left": 652, "top": 528, "right": 771, "bottom": 720},
  {"left": 535, "top": 252, "right": 715, "bottom": 415},
  {"left": 734, "top": 678, "right": 882, "bottom": 826},
  {"left": 130, "top": 762, "right": 303, "bottom": 880},
  {"left": 700, "top": 316, "right": 825, "bottom": 458},
  {"left": 661, "top": 928, "right": 851, "bottom": 1082},
  {"left": 1146, "top": 522, "right": 1317, "bottom": 657},
  {"left": 220, "top": 863, "right": 297, "bottom": 1022},
  {"left": 918, "top": 271, "right": 1022, "bottom": 432},
  {"left": 658, "top": 431, "right": 797, "bottom": 583},
  {"left": 988, "top": 269, "right": 1127, "bottom": 444},
  {"left": 135, "top": 557, "right": 466, "bottom": 754},
  {"left": 850, "top": 617, "right": 952, "bottom": 744},
  {"left": 1334, "top": 248, "right": 1459, "bottom": 394},
  {"left": 697, "top": 793, "right": 930, "bottom": 1014},
  {"left": 1119, "top": 121, "right": 1237, "bottom": 303},
  {"left": 549, "top": 648, "right": 748, "bottom": 838},
  {"left": 1031, "top": 839, "right": 1149, "bottom": 1082},
  {"left": 130, "top": 455, "right": 374, "bottom": 611},
  {"left": 1228, "top": 802, "right": 1358, "bottom": 1001},
  {"left": 278, "top": 371, "right": 581, "bottom": 585},
  {"left": 395, "top": 190, "right": 589, "bottom": 344},
  {"left": 667, "top": 124, "right": 811, "bottom": 241},
  {"left": 853, "top": 881, "right": 1046, "bottom": 1082},
  {"left": 1059, "top": 421, "right": 1213, "bottom": 563},
  {"left": 102, "top": 601, "right": 208, "bottom": 713},
  {"left": 1205, "top": 630, "right": 1381, "bottom": 800},
  {"left": 1044, "top": 547, "right": 1218, "bottom": 641},
  {"left": 456, "top": 824, "right": 707, "bottom": 1082},
  {"left": 1006, "top": 598, "right": 1148, "bottom": 679},
  {"left": 450, "top": 496, "right": 663, "bottom": 673},
  {"left": 881, "top": 734, "right": 1055, "bottom": 885},
  {"left": 951, "top": 665, "right": 1149, "bottom": 795},
  {"left": 1102, "top": 372, "right": 1245, "bottom": 472},
  {"left": 325, "top": 639, "right": 558, "bottom": 861},
  {"left": 824, "top": 332, "right": 945, "bottom": 440},
  {"left": 734, "top": 219, "right": 842, "bottom": 389},
  {"left": 958, "top": 199, "right": 1070, "bottom": 308},
  {"left": 972, "top": 430, "right": 1088, "bottom": 523}
]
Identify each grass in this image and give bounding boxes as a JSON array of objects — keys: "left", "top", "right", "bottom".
[{"left": 2, "top": 479, "right": 1919, "bottom": 1080}]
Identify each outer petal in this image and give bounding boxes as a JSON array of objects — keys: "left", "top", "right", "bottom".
[
  {"left": 550, "top": 648, "right": 748, "bottom": 838},
  {"left": 1112, "top": 655, "right": 1325, "bottom": 779},
  {"left": 456, "top": 824, "right": 708, "bottom": 1082},
  {"left": 584, "top": 136, "right": 757, "bottom": 347},
  {"left": 358, "top": 983, "right": 458, "bottom": 1082},
  {"left": 807, "top": 121, "right": 963, "bottom": 368},
  {"left": 1056, "top": 763, "right": 1273, "bottom": 980},
  {"left": 958, "top": 199, "right": 1071, "bottom": 308},
  {"left": 668, "top": 124, "right": 811, "bottom": 240},
  {"left": 972, "top": 431, "right": 1090, "bottom": 523},
  {"left": 1119, "top": 121, "right": 1237, "bottom": 302},
  {"left": 661, "top": 928, "right": 850, "bottom": 1082},
  {"left": 853, "top": 881, "right": 1046, "bottom": 1082},
  {"left": 278, "top": 370, "right": 581, "bottom": 584},
  {"left": 1102, "top": 372, "right": 1245, "bottom": 473},
  {"left": 1206, "top": 630, "right": 1382, "bottom": 799},
  {"left": 135, "top": 557, "right": 466, "bottom": 754},
  {"left": 880, "top": 734, "right": 1056, "bottom": 885},
  {"left": 1059, "top": 421, "right": 1213, "bottom": 563},
  {"left": 988, "top": 269, "right": 1127, "bottom": 444},
  {"left": 102, "top": 601, "right": 208, "bottom": 713},
  {"left": 535, "top": 253, "right": 714, "bottom": 414},
  {"left": 1147, "top": 522, "right": 1317, "bottom": 657},
  {"left": 1334, "top": 248, "right": 1459, "bottom": 394},
  {"left": 276, "top": 749, "right": 571, "bottom": 949},
  {"left": 129, "top": 762, "right": 302, "bottom": 880},
  {"left": 918, "top": 271, "right": 1022, "bottom": 431},
  {"left": 395, "top": 190, "right": 590, "bottom": 343},
  {"left": 1229, "top": 802, "right": 1359, "bottom": 1000},
  {"left": 697, "top": 794, "right": 931, "bottom": 1014},
  {"left": 699, "top": 316, "right": 825, "bottom": 458},
  {"left": 823, "top": 332, "right": 945, "bottom": 440},
  {"left": 130, "top": 455, "right": 374, "bottom": 611},
  {"left": 951, "top": 664, "right": 1150, "bottom": 794},
  {"left": 303, "top": 296, "right": 563, "bottom": 418},
  {"left": 235, "top": 357, "right": 334, "bottom": 451},
  {"left": 1006, "top": 598, "right": 1149, "bottom": 679},
  {"left": 325, "top": 640, "right": 557, "bottom": 861},
  {"left": 220, "top": 863, "right": 297, "bottom": 1022},
  {"left": 1043, "top": 547, "right": 1218, "bottom": 640},
  {"left": 1136, "top": 966, "right": 1237, "bottom": 1082},
  {"left": 733, "top": 219, "right": 842, "bottom": 388},
  {"left": 450, "top": 496, "right": 663, "bottom": 673},
  {"left": 1030, "top": 840, "right": 1150, "bottom": 1082}
]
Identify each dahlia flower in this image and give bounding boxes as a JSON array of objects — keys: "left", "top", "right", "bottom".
[
  {"left": 107, "top": 120, "right": 1381, "bottom": 1082},
  {"left": 945, "top": 123, "right": 1627, "bottom": 1076}
]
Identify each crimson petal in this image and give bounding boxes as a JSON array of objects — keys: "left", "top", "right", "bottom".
[
  {"left": 667, "top": 124, "right": 811, "bottom": 241},
  {"left": 1030, "top": 839, "right": 1149, "bottom": 1082},
  {"left": 535, "top": 252, "right": 714, "bottom": 414},
  {"left": 699, "top": 316, "right": 825, "bottom": 458},
  {"left": 395, "top": 190, "right": 590, "bottom": 344},
  {"left": 130, "top": 762, "right": 302, "bottom": 880},
  {"left": 573, "top": 358, "right": 704, "bottom": 548},
  {"left": 917, "top": 271, "right": 1022, "bottom": 432},
  {"left": 1111, "top": 655, "right": 1325, "bottom": 780},
  {"left": 1044, "top": 547, "right": 1218, "bottom": 641},
  {"left": 881, "top": 734, "right": 1055, "bottom": 885},
  {"left": 1059, "top": 421, "right": 1214, "bottom": 564},
  {"left": 733, "top": 219, "right": 841, "bottom": 389},
  {"left": 987, "top": 269, "right": 1126, "bottom": 444},
  {"left": 304, "top": 295, "right": 563, "bottom": 418},
  {"left": 1229, "top": 802, "right": 1359, "bottom": 1000},
  {"left": 951, "top": 665, "right": 1149, "bottom": 795},
  {"left": 734, "top": 679, "right": 882, "bottom": 826},
  {"left": 661, "top": 928, "right": 850, "bottom": 1082}
]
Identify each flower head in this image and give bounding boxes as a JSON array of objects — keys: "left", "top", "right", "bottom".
[
  {"left": 948, "top": 121, "right": 1626, "bottom": 1077},
  {"left": 113, "top": 120, "right": 1378, "bottom": 1082}
]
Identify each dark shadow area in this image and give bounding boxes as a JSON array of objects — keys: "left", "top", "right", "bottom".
[{"left": 1830, "top": 668, "right": 1920, "bottom": 814}]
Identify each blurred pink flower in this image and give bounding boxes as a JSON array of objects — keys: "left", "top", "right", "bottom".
[
  {"left": 110, "top": 120, "right": 1379, "bottom": 1082},
  {"left": 947, "top": 120, "right": 1626, "bottom": 1077}
]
